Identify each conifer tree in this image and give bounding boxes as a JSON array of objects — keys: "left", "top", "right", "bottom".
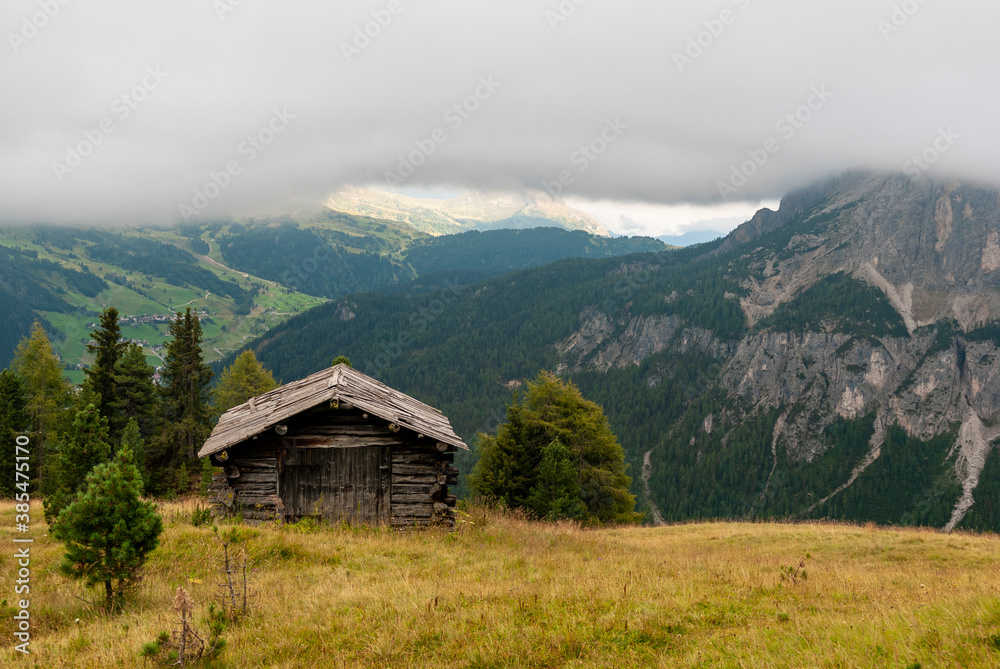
[
  {"left": 51, "top": 445, "right": 163, "bottom": 611},
  {"left": 527, "top": 439, "right": 586, "bottom": 521},
  {"left": 12, "top": 321, "right": 72, "bottom": 491},
  {"left": 0, "top": 369, "right": 29, "bottom": 497},
  {"left": 212, "top": 350, "right": 278, "bottom": 417},
  {"left": 108, "top": 343, "right": 158, "bottom": 441},
  {"left": 84, "top": 307, "right": 126, "bottom": 426},
  {"left": 152, "top": 309, "right": 212, "bottom": 491},
  {"left": 44, "top": 404, "right": 112, "bottom": 523},
  {"left": 469, "top": 400, "right": 538, "bottom": 507},
  {"left": 120, "top": 418, "right": 147, "bottom": 488},
  {"left": 471, "top": 372, "right": 641, "bottom": 525}
]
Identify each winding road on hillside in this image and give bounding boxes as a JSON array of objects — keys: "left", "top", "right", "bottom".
[
  {"left": 171, "top": 292, "right": 210, "bottom": 310},
  {"left": 642, "top": 450, "right": 665, "bottom": 526},
  {"left": 198, "top": 240, "right": 276, "bottom": 286}
]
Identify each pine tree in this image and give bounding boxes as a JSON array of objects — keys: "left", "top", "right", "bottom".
[
  {"left": 84, "top": 307, "right": 127, "bottom": 427},
  {"left": 0, "top": 369, "right": 29, "bottom": 497},
  {"left": 51, "top": 445, "right": 163, "bottom": 611},
  {"left": 108, "top": 343, "right": 158, "bottom": 441},
  {"left": 152, "top": 309, "right": 213, "bottom": 492},
  {"left": 12, "top": 321, "right": 72, "bottom": 492},
  {"left": 212, "top": 350, "right": 278, "bottom": 417},
  {"left": 44, "top": 404, "right": 111, "bottom": 524},
  {"left": 527, "top": 439, "right": 586, "bottom": 521}
]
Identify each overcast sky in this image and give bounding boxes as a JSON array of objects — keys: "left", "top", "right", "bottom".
[{"left": 1, "top": 0, "right": 996, "bottom": 233}]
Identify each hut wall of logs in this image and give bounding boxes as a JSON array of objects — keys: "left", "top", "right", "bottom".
[{"left": 200, "top": 365, "right": 466, "bottom": 529}]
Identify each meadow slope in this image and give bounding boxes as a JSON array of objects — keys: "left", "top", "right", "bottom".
[{"left": 3, "top": 501, "right": 1000, "bottom": 668}]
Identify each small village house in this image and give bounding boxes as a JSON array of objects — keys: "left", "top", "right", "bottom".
[{"left": 199, "top": 364, "right": 466, "bottom": 528}]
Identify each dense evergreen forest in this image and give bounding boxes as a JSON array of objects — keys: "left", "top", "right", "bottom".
[
  {"left": 404, "top": 229, "right": 667, "bottom": 276},
  {"left": 757, "top": 272, "right": 909, "bottom": 338},
  {"left": 216, "top": 223, "right": 666, "bottom": 300},
  {"left": 217, "top": 223, "right": 406, "bottom": 298}
]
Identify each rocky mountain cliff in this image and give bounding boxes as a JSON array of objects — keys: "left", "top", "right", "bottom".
[
  {"left": 723, "top": 171, "right": 1000, "bottom": 330},
  {"left": 555, "top": 171, "right": 1000, "bottom": 531}
]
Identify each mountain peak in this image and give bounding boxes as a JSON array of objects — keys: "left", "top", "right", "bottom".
[
  {"left": 324, "top": 186, "right": 610, "bottom": 237},
  {"left": 719, "top": 171, "right": 1000, "bottom": 331}
]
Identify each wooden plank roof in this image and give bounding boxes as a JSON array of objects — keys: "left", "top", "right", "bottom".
[{"left": 198, "top": 364, "right": 468, "bottom": 457}]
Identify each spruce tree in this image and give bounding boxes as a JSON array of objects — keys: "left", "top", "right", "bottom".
[
  {"left": 469, "top": 400, "right": 538, "bottom": 507},
  {"left": 51, "top": 446, "right": 163, "bottom": 611},
  {"left": 120, "top": 418, "right": 147, "bottom": 489},
  {"left": 43, "top": 404, "right": 111, "bottom": 524},
  {"left": 152, "top": 308, "right": 212, "bottom": 492},
  {"left": 0, "top": 369, "right": 29, "bottom": 497},
  {"left": 12, "top": 321, "right": 72, "bottom": 492},
  {"left": 108, "top": 343, "right": 158, "bottom": 441},
  {"left": 527, "top": 440, "right": 586, "bottom": 521},
  {"left": 84, "top": 307, "right": 126, "bottom": 426},
  {"left": 212, "top": 350, "right": 278, "bottom": 417}
]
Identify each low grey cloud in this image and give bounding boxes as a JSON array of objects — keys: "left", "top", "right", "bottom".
[{"left": 1, "top": 0, "right": 996, "bottom": 225}]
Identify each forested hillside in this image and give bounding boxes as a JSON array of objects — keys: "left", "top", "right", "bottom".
[
  {"left": 10, "top": 172, "right": 1000, "bottom": 533},
  {"left": 217, "top": 222, "right": 404, "bottom": 298},
  {"left": 0, "top": 244, "right": 101, "bottom": 369},
  {"left": 0, "top": 224, "right": 324, "bottom": 376},
  {"left": 0, "top": 215, "right": 661, "bottom": 376},
  {"left": 216, "top": 223, "right": 665, "bottom": 299},
  {"left": 227, "top": 240, "right": 748, "bottom": 508},
  {"left": 233, "top": 173, "right": 1000, "bottom": 533},
  {"left": 405, "top": 229, "right": 667, "bottom": 275}
]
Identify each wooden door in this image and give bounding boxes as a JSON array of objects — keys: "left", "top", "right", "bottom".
[{"left": 280, "top": 447, "right": 390, "bottom": 524}]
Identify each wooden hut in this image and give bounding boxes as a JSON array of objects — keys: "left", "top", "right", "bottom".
[{"left": 198, "top": 364, "right": 467, "bottom": 528}]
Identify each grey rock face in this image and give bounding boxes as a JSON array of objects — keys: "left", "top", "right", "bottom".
[
  {"left": 561, "top": 171, "right": 1000, "bottom": 529},
  {"left": 729, "top": 172, "right": 1000, "bottom": 330},
  {"left": 556, "top": 309, "right": 725, "bottom": 373}
]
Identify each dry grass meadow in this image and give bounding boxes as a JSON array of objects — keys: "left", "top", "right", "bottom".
[{"left": 3, "top": 499, "right": 1000, "bottom": 668}]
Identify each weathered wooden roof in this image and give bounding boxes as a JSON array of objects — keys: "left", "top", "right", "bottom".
[{"left": 198, "top": 364, "right": 468, "bottom": 457}]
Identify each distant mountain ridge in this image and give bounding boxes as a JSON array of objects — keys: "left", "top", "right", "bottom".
[
  {"left": 325, "top": 186, "right": 610, "bottom": 237},
  {"left": 656, "top": 230, "right": 726, "bottom": 247},
  {"left": 0, "top": 217, "right": 660, "bottom": 374}
]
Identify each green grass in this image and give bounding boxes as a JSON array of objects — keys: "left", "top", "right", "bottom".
[
  {"left": 40, "top": 311, "right": 94, "bottom": 365},
  {"left": 6, "top": 501, "right": 1000, "bottom": 667}
]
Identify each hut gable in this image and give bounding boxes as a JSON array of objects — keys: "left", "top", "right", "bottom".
[{"left": 201, "top": 364, "right": 465, "bottom": 528}]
